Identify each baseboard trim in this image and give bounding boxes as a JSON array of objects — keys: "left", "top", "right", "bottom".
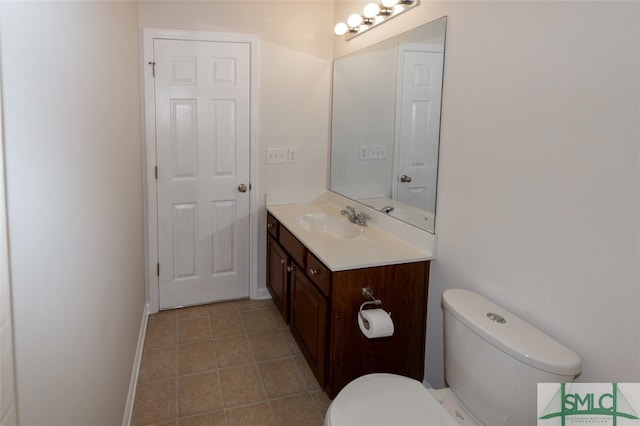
[
  {"left": 254, "top": 287, "right": 271, "bottom": 300},
  {"left": 122, "top": 303, "right": 149, "bottom": 426}
]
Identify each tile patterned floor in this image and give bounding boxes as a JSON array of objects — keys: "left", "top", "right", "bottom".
[{"left": 131, "top": 299, "right": 332, "bottom": 426}]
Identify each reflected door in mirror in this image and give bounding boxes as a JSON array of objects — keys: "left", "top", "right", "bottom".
[{"left": 394, "top": 47, "right": 443, "bottom": 213}]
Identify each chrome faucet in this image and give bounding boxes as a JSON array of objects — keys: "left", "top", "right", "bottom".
[
  {"left": 379, "top": 206, "right": 395, "bottom": 214},
  {"left": 340, "top": 206, "right": 370, "bottom": 226}
]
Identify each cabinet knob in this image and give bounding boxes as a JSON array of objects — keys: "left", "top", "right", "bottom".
[
  {"left": 309, "top": 268, "right": 318, "bottom": 275},
  {"left": 267, "top": 223, "right": 274, "bottom": 228},
  {"left": 287, "top": 266, "right": 294, "bottom": 272},
  {"left": 280, "top": 258, "right": 286, "bottom": 264}
]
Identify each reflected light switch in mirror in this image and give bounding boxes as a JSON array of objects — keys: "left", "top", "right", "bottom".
[
  {"left": 370, "top": 145, "right": 387, "bottom": 159},
  {"left": 359, "top": 145, "right": 369, "bottom": 160},
  {"left": 288, "top": 147, "right": 297, "bottom": 163}
]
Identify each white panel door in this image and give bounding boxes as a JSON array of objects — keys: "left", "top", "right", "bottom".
[
  {"left": 154, "top": 39, "right": 251, "bottom": 309},
  {"left": 394, "top": 48, "right": 443, "bottom": 212}
]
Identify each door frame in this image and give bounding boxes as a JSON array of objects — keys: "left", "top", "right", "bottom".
[{"left": 142, "top": 28, "right": 259, "bottom": 314}]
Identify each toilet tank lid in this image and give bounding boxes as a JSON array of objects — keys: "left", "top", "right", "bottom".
[{"left": 442, "top": 289, "right": 581, "bottom": 376}]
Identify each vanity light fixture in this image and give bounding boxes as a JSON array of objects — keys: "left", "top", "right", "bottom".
[
  {"left": 334, "top": 0, "right": 419, "bottom": 39},
  {"left": 347, "top": 13, "right": 364, "bottom": 29}
]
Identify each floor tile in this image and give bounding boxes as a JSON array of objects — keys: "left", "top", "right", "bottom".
[
  {"left": 139, "top": 346, "right": 178, "bottom": 383},
  {"left": 226, "top": 402, "right": 275, "bottom": 426},
  {"left": 211, "top": 313, "right": 246, "bottom": 338},
  {"left": 310, "top": 390, "right": 331, "bottom": 418},
  {"left": 279, "top": 329, "right": 301, "bottom": 356},
  {"left": 134, "top": 299, "right": 334, "bottom": 426},
  {"left": 216, "top": 335, "right": 255, "bottom": 368},
  {"left": 267, "top": 305, "right": 288, "bottom": 330},
  {"left": 258, "top": 358, "right": 308, "bottom": 399},
  {"left": 209, "top": 301, "right": 241, "bottom": 317},
  {"left": 240, "top": 309, "right": 277, "bottom": 333},
  {"left": 179, "top": 317, "right": 213, "bottom": 344},
  {"left": 148, "top": 309, "right": 178, "bottom": 323},
  {"left": 149, "top": 421, "right": 178, "bottom": 426},
  {"left": 179, "top": 340, "right": 217, "bottom": 375},
  {"left": 219, "top": 365, "right": 267, "bottom": 407},
  {"left": 293, "top": 355, "right": 321, "bottom": 391},
  {"left": 178, "top": 371, "right": 224, "bottom": 417},
  {"left": 178, "top": 410, "right": 227, "bottom": 426},
  {"left": 178, "top": 305, "right": 211, "bottom": 320},
  {"left": 145, "top": 319, "right": 178, "bottom": 350},
  {"left": 131, "top": 378, "right": 177, "bottom": 425},
  {"left": 269, "top": 393, "right": 323, "bottom": 426},
  {"left": 235, "top": 299, "right": 271, "bottom": 312},
  {"left": 248, "top": 331, "right": 290, "bottom": 362}
]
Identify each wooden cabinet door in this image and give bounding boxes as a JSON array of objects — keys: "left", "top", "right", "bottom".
[
  {"left": 290, "top": 267, "right": 327, "bottom": 386},
  {"left": 266, "top": 235, "right": 289, "bottom": 322}
]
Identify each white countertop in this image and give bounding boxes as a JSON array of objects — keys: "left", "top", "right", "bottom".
[{"left": 266, "top": 192, "right": 436, "bottom": 272}]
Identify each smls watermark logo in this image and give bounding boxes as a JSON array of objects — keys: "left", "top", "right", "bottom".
[{"left": 538, "top": 383, "right": 640, "bottom": 425}]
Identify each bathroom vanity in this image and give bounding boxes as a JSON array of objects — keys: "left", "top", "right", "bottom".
[
  {"left": 268, "top": 15, "right": 446, "bottom": 399},
  {"left": 266, "top": 193, "right": 435, "bottom": 398}
]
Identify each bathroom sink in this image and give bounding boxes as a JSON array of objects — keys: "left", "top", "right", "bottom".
[{"left": 299, "top": 213, "right": 362, "bottom": 239}]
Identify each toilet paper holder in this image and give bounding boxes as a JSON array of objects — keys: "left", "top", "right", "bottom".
[
  {"left": 362, "top": 287, "right": 378, "bottom": 301},
  {"left": 359, "top": 287, "right": 386, "bottom": 328}
]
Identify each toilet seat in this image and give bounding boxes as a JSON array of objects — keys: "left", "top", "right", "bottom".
[{"left": 325, "top": 373, "right": 460, "bottom": 426}]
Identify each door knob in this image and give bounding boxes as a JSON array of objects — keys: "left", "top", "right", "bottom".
[
  {"left": 238, "top": 183, "right": 248, "bottom": 193},
  {"left": 400, "top": 174, "right": 412, "bottom": 183}
]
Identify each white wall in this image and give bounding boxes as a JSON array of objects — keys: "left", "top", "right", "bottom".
[
  {"left": 335, "top": 1, "right": 640, "bottom": 386},
  {"left": 0, "top": 51, "right": 18, "bottom": 426},
  {"left": 0, "top": 2, "right": 146, "bottom": 424},
  {"left": 138, "top": 1, "right": 334, "bottom": 296}
]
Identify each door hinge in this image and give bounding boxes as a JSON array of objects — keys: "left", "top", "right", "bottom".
[
  {"left": 148, "top": 61, "right": 156, "bottom": 78},
  {"left": 157, "top": 263, "right": 160, "bottom": 277},
  {"left": 155, "top": 166, "right": 158, "bottom": 179}
]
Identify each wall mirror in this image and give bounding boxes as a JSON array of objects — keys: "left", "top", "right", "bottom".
[{"left": 330, "top": 16, "right": 447, "bottom": 233}]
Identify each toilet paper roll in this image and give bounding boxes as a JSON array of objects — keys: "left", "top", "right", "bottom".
[{"left": 358, "top": 308, "right": 394, "bottom": 339}]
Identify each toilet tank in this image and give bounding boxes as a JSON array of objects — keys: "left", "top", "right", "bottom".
[{"left": 442, "top": 289, "right": 581, "bottom": 426}]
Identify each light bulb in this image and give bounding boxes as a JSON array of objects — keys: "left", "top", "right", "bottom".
[
  {"left": 392, "top": 4, "right": 405, "bottom": 14},
  {"left": 334, "top": 22, "right": 349, "bottom": 36},
  {"left": 363, "top": 2, "right": 381, "bottom": 18},
  {"left": 347, "top": 13, "right": 363, "bottom": 28},
  {"left": 381, "top": 0, "right": 399, "bottom": 7}
]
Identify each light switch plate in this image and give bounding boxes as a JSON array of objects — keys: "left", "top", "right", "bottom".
[
  {"left": 266, "top": 147, "right": 287, "bottom": 164},
  {"left": 288, "top": 147, "right": 297, "bottom": 163},
  {"left": 359, "top": 145, "right": 369, "bottom": 160}
]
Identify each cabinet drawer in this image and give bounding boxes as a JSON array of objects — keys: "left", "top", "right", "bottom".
[
  {"left": 279, "top": 226, "right": 306, "bottom": 268},
  {"left": 306, "top": 252, "right": 330, "bottom": 297},
  {"left": 266, "top": 213, "right": 279, "bottom": 238}
]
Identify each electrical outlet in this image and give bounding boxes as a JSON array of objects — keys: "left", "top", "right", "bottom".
[
  {"left": 288, "top": 147, "right": 297, "bottom": 163},
  {"left": 369, "top": 144, "right": 387, "bottom": 160},
  {"left": 266, "top": 147, "right": 287, "bottom": 164},
  {"left": 359, "top": 145, "right": 369, "bottom": 160}
]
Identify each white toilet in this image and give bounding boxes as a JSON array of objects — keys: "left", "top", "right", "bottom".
[{"left": 325, "top": 289, "right": 581, "bottom": 426}]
